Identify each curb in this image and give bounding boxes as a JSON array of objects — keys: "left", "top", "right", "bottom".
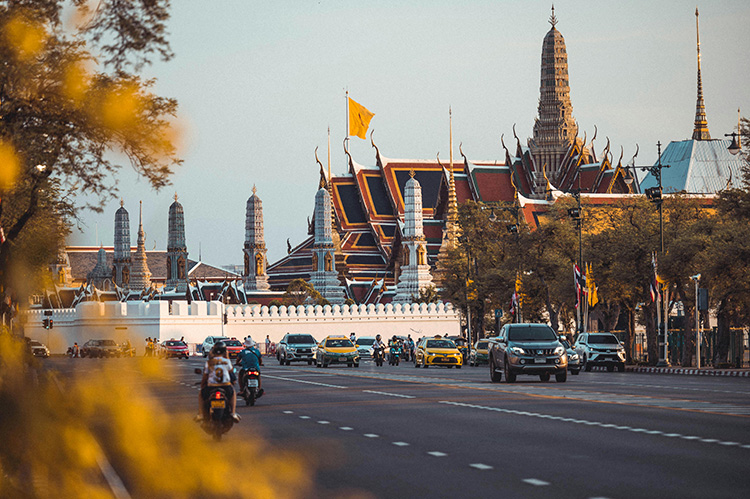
[{"left": 589, "top": 366, "right": 750, "bottom": 377}]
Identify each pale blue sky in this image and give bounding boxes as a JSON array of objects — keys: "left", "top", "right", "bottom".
[{"left": 69, "top": 0, "right": 750, "bottom": 267}]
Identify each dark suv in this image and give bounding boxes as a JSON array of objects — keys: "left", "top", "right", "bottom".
[
  {"left": 277, "top": 333, "right": 317, "bottom": 365},
  {"left": 489, "top": 323, "right": 568, "bottom": 383}
]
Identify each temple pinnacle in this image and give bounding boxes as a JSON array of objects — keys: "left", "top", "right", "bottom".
[{"left": 549, "top": 4, "right": 558, "bottom": 28}]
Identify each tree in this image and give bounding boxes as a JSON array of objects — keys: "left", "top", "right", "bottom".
[
  {"left": 0, "top": 1, "right": 181, "bottom": 311},
  {"left": 283, "top": 279, "right": 329, "bottom": 307}
]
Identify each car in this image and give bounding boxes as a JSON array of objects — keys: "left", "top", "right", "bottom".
[
  {"left": 559, "top": 335, "right": 581, "bottom": 374},
  {"left": 160, "top": 339, "right": 189, "bottom": 359},
  {"left": 354, "top": 336, "right": 376, "bottom": 359},
  {"left": 201, "top": 336, "right": 229, "bottom": 357},
  {"left": 315, "top": 335, "right": 360, "bottom": 368},
  {"left": 80, "top": 339, "right": 121, "bottom": 358},
  {"left": 414, "top": 336, "right": 463, "bottom": 368},
  {"left": 574, "top": 332, "right": 626, "bottom": 372},
  {"left": 446, "top": 335, "right": 469, "bottom": 362},
  {"left": 29, "top": 340, "right": 50, "bottom": 358},
  {"left": 277, "top": 333, "right": 317, "bottom": 365},
  {"left": 223, "top": 338, "right": 244, "bottom": 359},
  {"left": 489, "top": 323, "right": 568, "bottom": 383},
  {"left": 468, "top": 339, "right": 491, "bottom": 366}
]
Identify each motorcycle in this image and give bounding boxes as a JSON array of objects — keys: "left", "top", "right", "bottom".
[
  {"left": 389, "top": 344, "right": 401, "bottom": 366},
  {"left": 238, "top": 367, "right": 263, "bottom": 406},
  {"left": 194, "top": 368, "right": 234, "bottom": 441},
  {"left": 373, "top": 346, "right": 385, "bottom": 367}
]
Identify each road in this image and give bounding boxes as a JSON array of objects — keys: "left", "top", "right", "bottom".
[{"left": 48, "top": 357, "right": 750, "bottom": 498}]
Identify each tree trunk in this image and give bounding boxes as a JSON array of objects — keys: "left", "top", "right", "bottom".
[
  {"left": 624, "top": 306, "right": 635, "bottom": 364},
  {"left": 681, "top": 304, "right": 696, "bottom": 367},
  {"left": 714, "top": 299, "right": 731, "bottom": 366},
  {"left": 645, "top": 302, "right": 658, "bottom": 366}
]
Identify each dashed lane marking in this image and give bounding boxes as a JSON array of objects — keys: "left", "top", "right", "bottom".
[
  {"left": 439, "top": 401, "right": 750, "bottom": 450},
  {"left": 523, "top": 478, "right": 550, "bottom": 486},
  {"left": 392, "top": 442, "right": 410, "bottom": 447},
  {"left": 363, "top": 433, "right": 379, "bottom": 438},
  {"left": 427, "top": 451, "right": 447, "bottom": 457},
  {"left": 317, "top": 421, "right": 330, "bottom": 424},
  {"left": 362, "top": 390, "right": 416, "bottom": 399},
  {"left": 282, "top": 411, "right": 294, "bottom": 414},
  {"left": 263, "top": 374, "right": 347, "bottom": 389},
  {"left": 339, "top": 427, "right": 353, "bottom": 431},
  {"left": 299, "top": 416, "right": 310, "bottom": 420},
  {"left": 470, "top": 463, "right": 493, "bottom": 470}
]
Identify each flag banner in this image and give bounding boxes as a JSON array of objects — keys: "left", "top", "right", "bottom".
[
  {"left": 650, "top": 252, "right": 660, "bottom": 303},
  {"left": 348, "top": 97, "right": 375, "bottom": 139},
  {"left": 586, "top": 263, "right": 599, "bottom": 307},
  {"left": 574, "top": 263, "right": 587, "bottom": 309}
]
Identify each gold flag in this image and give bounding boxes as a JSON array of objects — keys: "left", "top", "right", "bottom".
[
  {"left": 348, "top": 97, "right": 375, "bottom": 139},
  {"left": 587, "top": 263, "right": 599, "bottom": 307}
]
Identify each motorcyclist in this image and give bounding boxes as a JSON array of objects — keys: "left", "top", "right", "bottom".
[
  {"left": 197, "top": 341, "right": 240, "bottom": 423},
  {"left": 236, "top": 337, "right": 264, "bottom": 398}
]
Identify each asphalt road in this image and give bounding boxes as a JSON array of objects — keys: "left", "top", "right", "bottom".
[{"left": 48, "top": 357, "right": 750, "bottom": 498}]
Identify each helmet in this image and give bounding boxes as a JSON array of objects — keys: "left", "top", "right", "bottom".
[
  {"left": 211, "top": 341, "right": 227, "bottom": 357},
  {"left": 376, "top": 334, "right": 381, "bottom": 340}
]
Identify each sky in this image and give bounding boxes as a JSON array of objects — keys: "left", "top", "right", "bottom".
[{"left": 68, "top": 0, "right": 750, "bottom": 267}]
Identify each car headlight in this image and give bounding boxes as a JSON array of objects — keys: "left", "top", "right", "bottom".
[
  {"left": 554, "top": 345, "right": 565, "bottom": 356},
  {"left": 570, "top": 353, "right": 579, "bottom": 360},
  {"left": 508, "top": 346, "right": 526, "bottom": 356}
]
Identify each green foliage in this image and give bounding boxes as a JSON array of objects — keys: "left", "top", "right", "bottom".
[
  {"left": 283, "top": 278, "right": 329, "bottom": 307},
  {"left": 413, "top": 285, "right": 439, "bottom": 304}
]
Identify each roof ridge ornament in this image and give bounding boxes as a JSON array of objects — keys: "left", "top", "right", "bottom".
[
  {"left": 409, "top": 169, "right": 416, "bottom": 178},
  {"left": 549, "top": 4, "right": 558, "bottom": 28}
]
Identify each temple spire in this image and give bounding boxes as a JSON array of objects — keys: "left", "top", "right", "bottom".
[
  {"left": 549, "top": 4, "right": 557, "bottom": 28},
  {"left": 692, "top": 7, "right": 711, "bottom": 140}
]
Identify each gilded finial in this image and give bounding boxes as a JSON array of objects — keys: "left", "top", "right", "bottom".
[
  {"left": 174, "top": 192, "right": 178, "bottom": 202},
  {"left": 409, "top": 169, "right": 416, "bottom": 178},
  {"left": 549, "top": 4, "right": 558, "bottom": 28},
  {"left": 120, "top": 198, "right": 124, "bottom": 208},
  {"left": 252, "top": 184, "right": 257, "bottom": 195}
]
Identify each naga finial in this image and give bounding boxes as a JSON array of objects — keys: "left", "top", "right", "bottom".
[
  {"left": 549, "top": 4, "right": 558, "bottom": 28},
  {"left": 409, "top": 169, "right": 416, "bottom": 178}
]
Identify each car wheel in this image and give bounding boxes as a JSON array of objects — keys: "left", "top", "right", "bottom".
[
  {"left": 539, "top": 372, "right": 551, "bottom": 382},
  {"left": 607, "top": 364, "right": 615, "bottom": 372},
  {"left": 617, "top": 363, "right": 625, "bottom": 372},
  {"left": 354, "top": 363, "right": 359, "bottom": 368},
  {"left": 556, "top": 371, "right": 568, "bottom": 382},
  {"left": 414, "top": 360, "right": 420, "bottom": 368},
  {"left": 504, "top": 360, "right": 516, "bottom": 383},
  {"left": 308, "top": 360, "right": 313, "bottom": 365},
  {"left": 571, "top": 369, "right": 580, "bottom": 375},
  {"left": 278, "top": 355, "right": 284, "bottom": 365},
  {"left": 285, "top": 359, "right": 291, "bottom": 366},
  {"left": 489, "top": 356, "right": 502, "bottom": 383},
  {"left": 584, "top": 356, "right": 592, "bottom": 372},
  {"left": 456, "top": 365, "right": 462, "bottom": 369}
]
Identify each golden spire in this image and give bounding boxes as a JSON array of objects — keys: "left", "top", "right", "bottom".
[
  {"left": 447, "top": 107, "right": 458, "bottom": 224},
  {"left": 692, "top": 7, "right": 711, "bottom": 140},
  {"left": 252, "top": 184, "right": 257, "bottom": 195},
  {"left": 549, "top": 4, "right": 558, "bottom": 28}
]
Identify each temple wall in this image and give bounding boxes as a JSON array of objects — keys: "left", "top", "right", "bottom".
[{"left": 23, "top": 301, "right": 460, "bottom": 354}]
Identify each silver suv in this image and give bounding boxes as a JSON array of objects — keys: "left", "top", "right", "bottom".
[
  {"left": 200, "top": 336, "right": 228, "bottom": 357},
  {"left": 574, "top": 332, "right": 626, "bottom": 372},
  {"left": 489, "top": 323, "right": 568, "bottom": 383},
  {"left": 277, "top": 333, "right": 317, "bottom": 365}
]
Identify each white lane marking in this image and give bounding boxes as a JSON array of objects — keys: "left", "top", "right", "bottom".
[
  {"left": 439, "top": 401, "right": 750, "bottom": 450},
  {"left": 392, "top": 442, "right": 410, "bottom": 447},
  {"left": 470, "top": 463, "right": 493, "bottom": 470},
  {"left": 282, "top": 410, "right": 294, "bottom": 414},
  {"left": 317, "top": 421, "right": 330, "bottom": 424},
  {"left": 264, "top": 374, "right": 347, "bottom": 389},
  {"left": 523, "top": 478, "right": 550, "bottom": 486},
  {"left": 363, "top": 390, "right": 416, "bottom": 399},
  {"left": 427, "top": 451, "right": 447, "bottom": 457},
  {"left": 339, "top": 427, "right": 353, "bottom": 431},
  {"left": 299, "top": 416, "right": 310, "bottom": 420},
  {"left": 363, "top": 433, "right": 379, "bottom": 438}
]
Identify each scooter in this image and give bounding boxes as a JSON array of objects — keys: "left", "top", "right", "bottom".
[
  {"left": 194, "top": 368, "right": 234, "bottom": 441},
  {"left": 389, "top": 345, "right": 401, "bottom": 366},
  {"left": 238, "top": 367, "right": 263, "bottom": 406},
  {"left": 373, "top": 346, "right": 385, "bottom": 367}
]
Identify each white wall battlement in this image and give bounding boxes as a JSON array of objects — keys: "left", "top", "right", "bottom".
[{"left": 23, "top": 300, "right": 460, "bottom": 354}]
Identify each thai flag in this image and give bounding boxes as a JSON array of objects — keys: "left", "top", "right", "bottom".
[{"left": 574, "top": 263, "right": 586, "bottom": 309}]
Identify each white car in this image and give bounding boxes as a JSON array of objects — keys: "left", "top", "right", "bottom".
[
  {"left": 574, "top": 332, "right": 626, "bottom": 372},
  {"left": 29, "top": 340, "right": 50, "bottom": 358},
  {"left": 354, "top": 336, "right": 377, "bottom": 359},
  {"left": 200, "top": 336, "right": 229, "bottom": 357}
]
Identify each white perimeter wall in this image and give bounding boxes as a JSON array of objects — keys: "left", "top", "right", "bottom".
[{"left": 24, "top": 301, "right": 460, "bottom": 354}]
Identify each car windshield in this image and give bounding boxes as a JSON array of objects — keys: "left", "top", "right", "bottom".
[
  {"left": 476, "top": 341, "right": 489, "bottom": 349},
  {"left": 30, "top": 341, "right": 43, "bottom": 347},
  {"left": 507, "top": 326, "right": 557, "bottom": 341},
  {"left": 357, "top": 338, "right": 375, "bottom": 346},
  {"left": 452, "top": 338, "right": 467, "bottom": 346},
  {"left": 224, "top": 340, "right": 242, "bottom": 346},
  {"left": 288, "top": 335, "right": 315, "bottom": 344},
  {"left": 325, "top": 339, "right": 353, "bottom": 348},
  {"left": 101, "top": 340, "right": 117, "bottom": 346},
  {"left": 166, "top": 341, "right": 185, "bottom": 347},
  {"left": 588, "top": 334, "right": 619, "bottom": 345},
  {"left": 426, "top": 340, "right": 455, "bottom": 349}
]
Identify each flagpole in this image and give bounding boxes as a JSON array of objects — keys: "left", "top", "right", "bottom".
[{"left": 345, "top": 88, "right": 349, "bottom": 155}]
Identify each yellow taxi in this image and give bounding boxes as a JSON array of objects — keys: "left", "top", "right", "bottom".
[
  {"left": 315, "top": 335, "right": 360, "bottom": 368},
  {"left": 414, "top": 336, "right": 463, "bottom": 368}
]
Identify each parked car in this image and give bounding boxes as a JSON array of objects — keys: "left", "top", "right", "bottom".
[
  {"left": 201, "top": 336, "right": 229, "bottom": 357},
  {"left": 29, "top": 340, "right": 50, "bottom": 358},
  {"left": 489, "top": 323, "right": 568, "bottom": 383},
  {"left": 80, "top": 339, "right": 121, "bottom": 358},
  {"left": 160, "top": 339, "right": 190, "bottom": 359},
  {"left": 574, "top": 332, "right": 626, "bottom": 372},
  {"left": 277, "top": 333, "right": 317, "bottom": 365},
  {"left": 559, "top": 335, "right": 581, "bottom": 374},
  {"left": 355, "top": 336, "right": 377, "bottom": 359},
  {"left": 414, "top": 336, "right": 463, "bottom": 368},
  {"left": 468, "top": 339, "right": 491, "bottom": 366},
  {"left": 315, "top": 335, "right": 360, "bottom": 368}
]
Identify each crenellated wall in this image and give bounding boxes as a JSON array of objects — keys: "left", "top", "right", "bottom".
[{"left": 23, "top": 301, "right": 460, "bottom": 354}]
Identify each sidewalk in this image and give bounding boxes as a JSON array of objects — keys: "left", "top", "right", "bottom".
[{"left": 589, "top": 365, "right": 750, "bottom": 377}]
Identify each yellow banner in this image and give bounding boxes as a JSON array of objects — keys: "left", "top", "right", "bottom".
[{"left": 348, "top": 97, "right": 374, "bottom": 139}]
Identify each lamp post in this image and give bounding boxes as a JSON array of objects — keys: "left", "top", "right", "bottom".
[
  {"left": 725, "top": 131, "right": 741, "bottom": 156},
  {"left": 690, "top": 273, "right": 701, "bottom": 369},
  {"left": 458, "top": 235, "right": 473, "bottom": 352},
  {"left": 642, "top": 141, "right": 670, "bottom": 366},
  {"left": 567, "top": 190, "right": 583, "bottom": 333}
]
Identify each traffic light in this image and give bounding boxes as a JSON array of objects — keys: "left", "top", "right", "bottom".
[
  {"left": 42, "top": 318, "right": 49, "bottom": 329},
  {"left": 49, "top": 319, "right": 53, "bottom": 329}
]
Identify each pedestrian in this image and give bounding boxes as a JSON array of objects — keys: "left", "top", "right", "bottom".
[
  {"left": 73, "top": 342, "right": 79, "bottom": 358},
  {"left": 265, "top": 335, "right": 271, "bottom": 356},
  {"left": 350, "top": 332, "right": 356, "bottom": 344}
]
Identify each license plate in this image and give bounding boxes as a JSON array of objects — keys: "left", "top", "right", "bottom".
[
  {"left": 339, "top": 357, "right": 347, "bottom": 361},
  {"left": 534, "top": 357, "right": 546, "bottom": 364},
  {"left": 210, "top": 400, "right": 226, "bottom": 409},
  {"left": 247, "top": 379, "right": 258, "bottom": 387}
]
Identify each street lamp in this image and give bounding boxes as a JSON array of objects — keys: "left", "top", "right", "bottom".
[
  {"left": 690, "top": 274, "right": 701, "bottom": 369},
  {"left": 642, "top": 141, "right": 670, "bottom": 366},
  {"left": 568, "top": 190, "right": 583, "bottom": 333},
  {"left": 725, "top": 131, "right": 741, "bottom": 156}
]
